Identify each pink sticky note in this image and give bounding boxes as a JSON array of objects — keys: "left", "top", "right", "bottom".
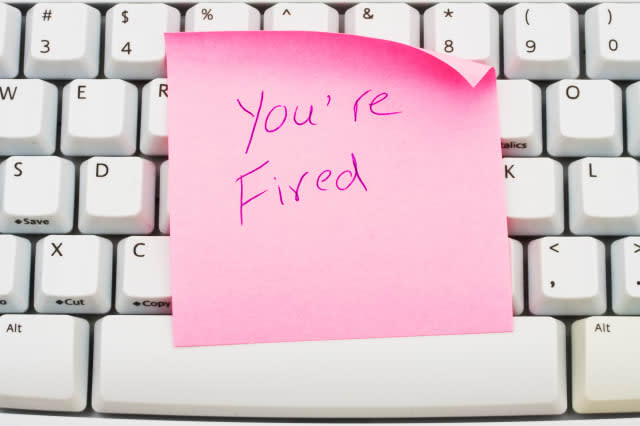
[{"left": 165, "top": 32, "right": 512, "bottom": 347}]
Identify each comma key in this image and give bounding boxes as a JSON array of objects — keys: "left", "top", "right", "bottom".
[{"left": 0, "top": 156, "right": 75, "bottom": 234}]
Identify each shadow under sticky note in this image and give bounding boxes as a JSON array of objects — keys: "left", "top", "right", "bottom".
[{"left": 165, "top": 31, "right": 512, "bottom": 347}]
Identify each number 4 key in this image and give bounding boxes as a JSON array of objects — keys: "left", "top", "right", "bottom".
[{"left": 105, "top": 4, "right": 180, "bottom": 80}]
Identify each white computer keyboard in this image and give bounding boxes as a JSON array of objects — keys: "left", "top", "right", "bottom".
[{"left": 1, "top": 0, "right": 640, "bottom": 425}]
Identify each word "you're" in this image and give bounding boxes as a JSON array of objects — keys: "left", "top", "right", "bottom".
[{"left": 236, "top": 90, "right": 401, "bottom": 154}]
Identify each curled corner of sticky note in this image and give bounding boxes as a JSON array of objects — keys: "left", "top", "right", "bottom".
[{"left": 425, "top": 49, "right": 495, "bottom": 88}]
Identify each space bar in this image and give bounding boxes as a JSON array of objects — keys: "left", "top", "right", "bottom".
[{"left": 92, "top": 316, "right": 567, "bottom": 417}]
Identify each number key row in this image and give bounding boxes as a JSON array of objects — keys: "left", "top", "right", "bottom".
[{"left": 3, "top": 2, "right": 640, "bottom": 80}]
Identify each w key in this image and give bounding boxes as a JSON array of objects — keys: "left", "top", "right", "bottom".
[{"left": 0, "top": 79, "right": 58, "bottom": 155}]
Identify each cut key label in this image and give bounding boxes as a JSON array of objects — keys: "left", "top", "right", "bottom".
[{"left": 166, "top": 31, "right": 512, "bottom": 346}]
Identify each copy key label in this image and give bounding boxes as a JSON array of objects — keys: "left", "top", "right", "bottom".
[{"left": 165, "top": 31, "right": 512, "bottom": 347}]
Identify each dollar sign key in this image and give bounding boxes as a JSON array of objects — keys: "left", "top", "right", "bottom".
[{"left": 122, "top": 10, "right": 129, "bottom": 23}]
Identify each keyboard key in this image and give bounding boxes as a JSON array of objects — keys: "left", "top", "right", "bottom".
[
  {"left": 185, "top": 3, "right": 260, "bottom": 31},
  {"left": 0, "top": 79, "right": 57, "bottom": 155},
  {"left": 547, "top": 80, "right": 623, "bottom": 157},
  {"left": 497, "top": 80, "right": 543, "bottom": 156},
  {"left": 510, "top": 238, "right": 524, "bottom": 315},
  {"left": 105, "top": 4, "right": 180, "bottom": 79},
  {"left": 586, "top": 4, "right": 640, "bottom": 79},
  {"left": 34, "top": 235, "right": 112, "bottom": 314},
  {"left": 0, "top": 4, "right": 21, "bottom": 78},
  {"left": 0, "top": 235, "right": 30, "bottom": 313},
  {"left": 569, "top": 158, "right": 640, "bottom": 235},
  {"left": 0, "top": 314, "right": 89, "bottom": 412},
  {"left": 116, "top": 236, "right": 171, "bottom": 314},
  {"left": 79, "top": 157, "right": 156, "bottom": 235},
  {"left": 528, "top": 237, "right": 607, "bottom": 316},
  {"left": 345, "top": 3, "right": 420, "bottom": 47},
  {"left": 92, "top": 315, "right": 566, "bottom": 416},
  {"left": 572, "top": 316, "right": 640, "bottom": 413},
  {"left": 265, "top": 3, "right": 338, "bottom": 32},
  {"left": 62, "top": 79, "right": 138, "bottom": 156},
  {"left": 625, "top": 81, "right": 640, "bottom": 156},
  {"left": 159, "top": 160, "right": 169, "bottom": 234},
  {"left": 63, "top": 79, "right": 137, "bottom": 155},
  {"left": 423, "top": 3, "right": 499, "bottom": 72},
  {"left": 140, "top": 78, "right": 168, "bottom": 156},
  {"left": 611, "top": 237, "right": 640, "bottom": 314},
  {"left": 24, "top": 3, "right": 101, "bottom": 79},
  {"left": 504, "top": 158, "right": 564, "bottom": 236},
  {"left": 503, "top": 3, "right": 579, "bottom": 79},
  {"left": 0, "top": 156, "right": 75, "bottom": 234}
]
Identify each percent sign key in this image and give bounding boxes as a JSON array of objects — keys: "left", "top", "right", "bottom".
[{"left": 202, "top": 8, "right": 213, "bottom": 20}]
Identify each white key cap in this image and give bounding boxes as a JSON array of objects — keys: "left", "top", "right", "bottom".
[
  {"left": 569, "top": 158, "right": 640, "bottom": 235},
  {"left": 497, "top": 80, "right": 543, "bottom": 156},
  {"left": 345, "top": 3, "right": 420, "bottom": 47},
  {"left": 503, "top": 3, "right": 579, "bottom": 80},
  {"left": 159, "top": 160, "right": 169, "bottom": 234},
  {"left": 185, "top": 3, "right": 260, "bottom": 31},
  {"left": 625, "top": 81, "right": 640, "bottom": 156},
  {"left": 79, "top": 157, "right": 156, "bottom": 235},
  {"left": 24, "top": 3, "right": 100, "bottom": 79},
  {"left": 504, "top": 158, "right": 564, "bottom": 236},
  {"left": 140, "top": 79, "right": 168, "bottom": 156},
  {"left": 586, "top": 4, "right": 640, "bottom": 80},
  {"left": 0, "top": 156, "right": 75, "bottom": 234},
  {"left": 547, "top": 80, "right": 623, "bottom": 157},
  {"left": 0, "top": 4, "right": 21, "bottom": 78},
  {"left": 0, "top": 314, "right": 89, "bottom": 412},
  {"left": 528, "top": 237, "right": 607, "bottom": 316},
  {"left": 573, "top": 316, "right": 640, "bottom": 413},
  {"left": 0, "top": 235, "right": 30, "bottom": 313},
  {"left": 93, "top": 315, "right": 566, "bottom": 417},
  {"left": 105, "top": 4, "right": 180, "bottom": 80},
  {"left": 510, "top": 238, "right": 524, "bottom": 315},
  {"left": 423, "top": 3, "right": 499, "bottom": 72},
  {"left": 116, "top": 236, "right": 171, "bottom": 314},
  {"left": 612, "top": 237, "right": 640, "bottom": 314},
  {"left": 0, "top": 79, "right": 57, "bottom": 155},
  {"left": 61, "top": 79, "right": 138, "bottom": 156},
  {"left": 34, "top": 235, "right": 112, "bottom": 314},
  {"left": 265, "top": 3, "right": 338, "bottom": 32}
]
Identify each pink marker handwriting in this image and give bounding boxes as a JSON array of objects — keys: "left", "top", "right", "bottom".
[
  {"left": 236, "top": 90, "right": 401, "bottom": 155},
  {"left": 235, "top": 153, "right": 367, "bottom": 225}
]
